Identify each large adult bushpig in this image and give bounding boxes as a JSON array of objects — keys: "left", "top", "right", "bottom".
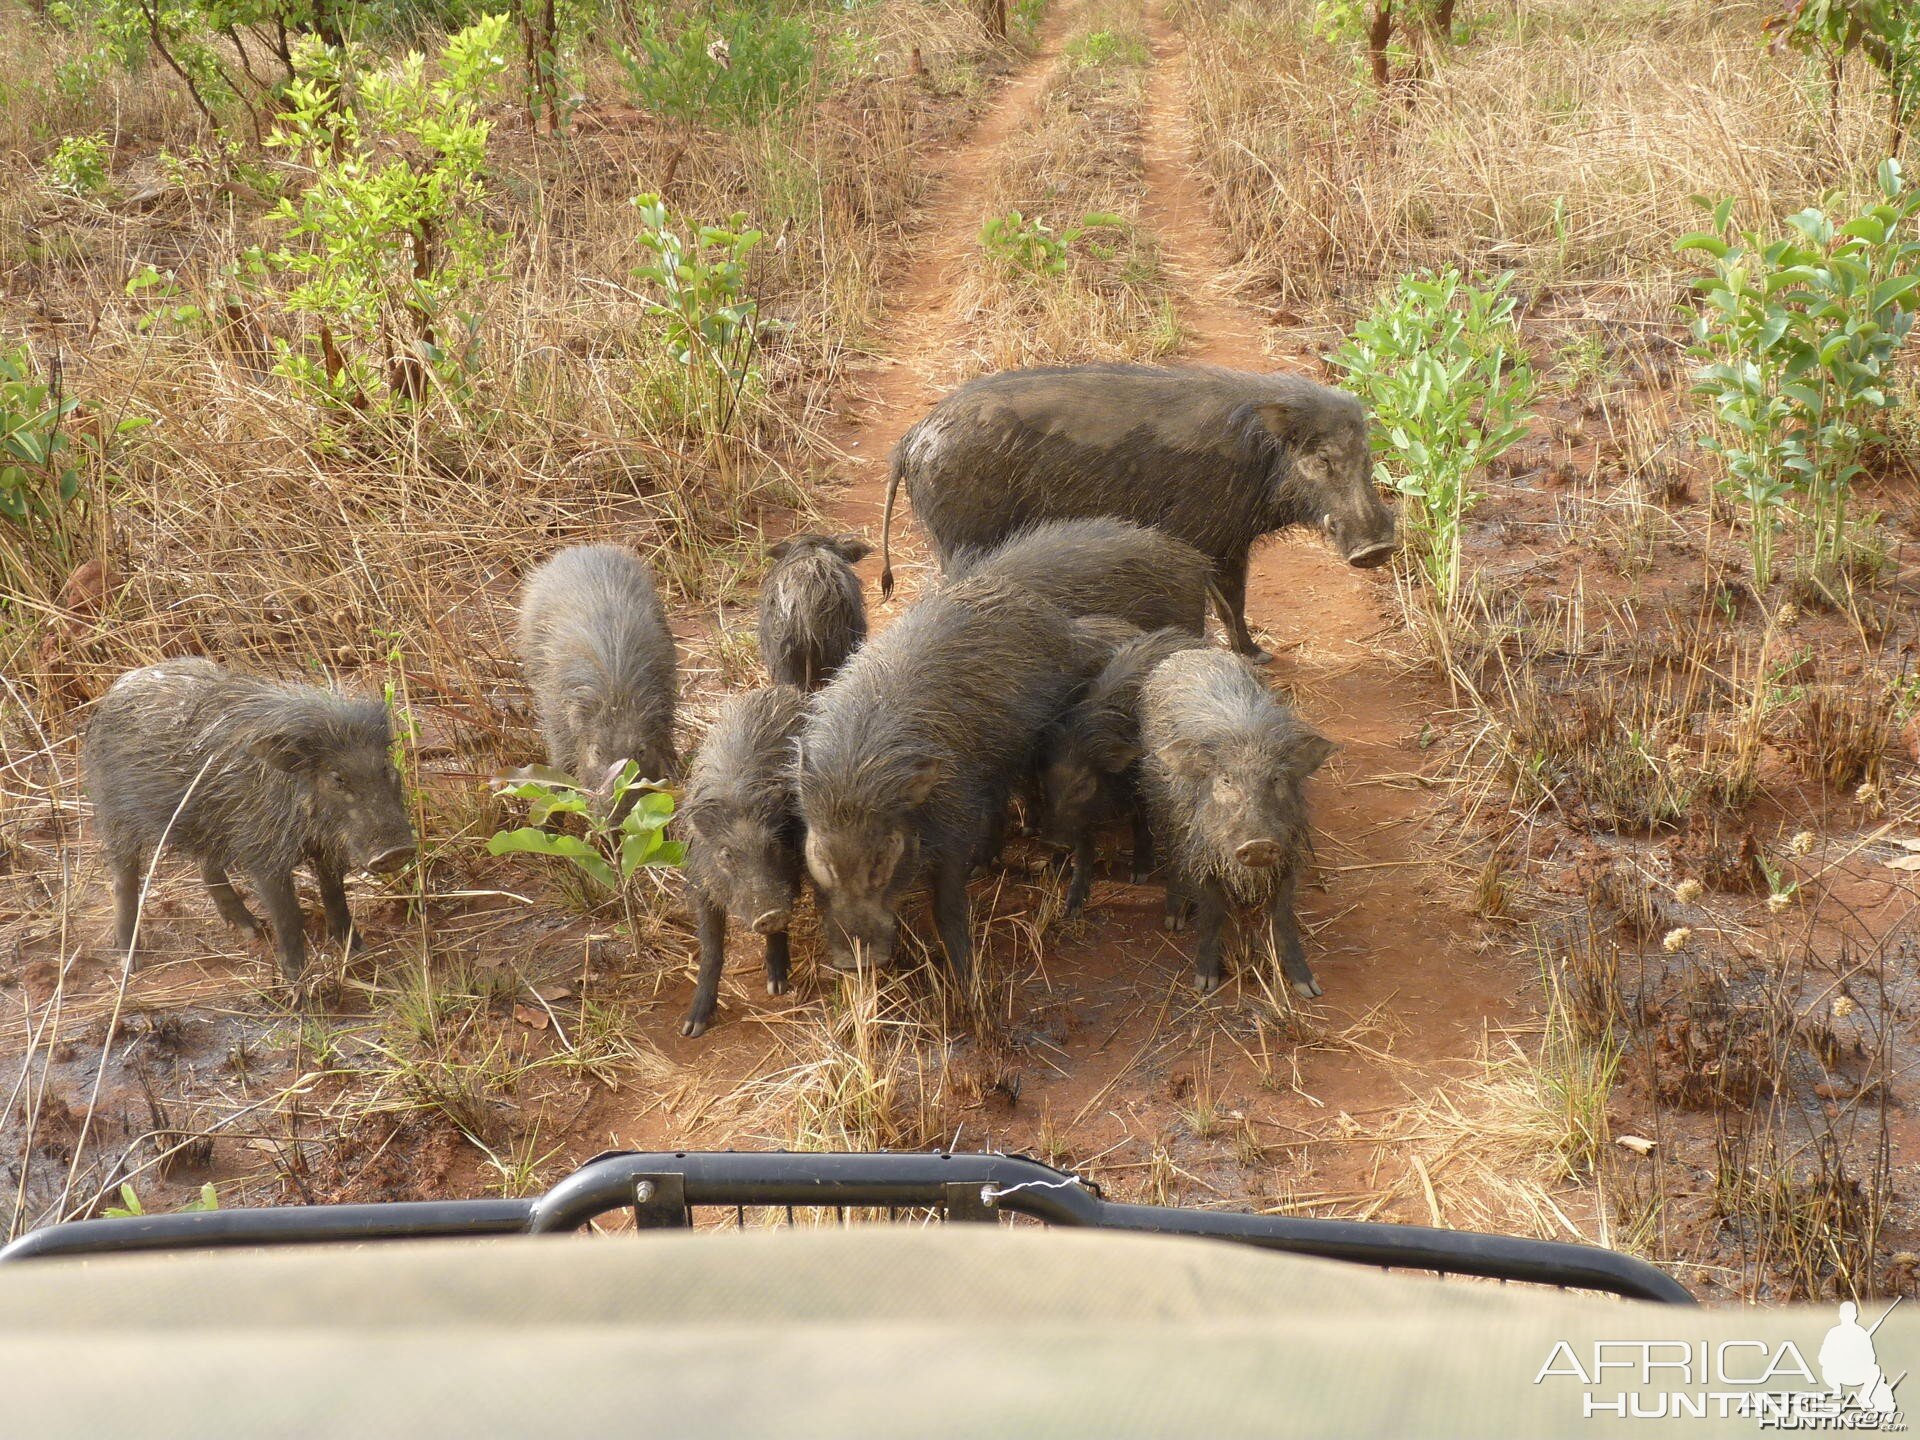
[
  {"left": 517, "top": 544, "right": 678, "bottom": 784},
  {"left": 1139, "top": 648, "right": 1333, "bottom": 997},
  {"left": 758, "top": 533, "right": 871, "bottom": 691},
  {"left": 1039, "top": 626, "right": 1208, "bottom": 914},
  {"left": 84, "top": 658, "right": 416, "bottom": 981},
  {"left": 945, "top": 518, "right": 1213, "bottom": 636},
  {"left": 882, "top": 364, "right": 1395, "bottom": 661},
  {"left": 680, "top": 685, "right": 808, "bottom": 1038},
  {"left": 797, "top": 575, "right": 1095, "bottom": 978}
]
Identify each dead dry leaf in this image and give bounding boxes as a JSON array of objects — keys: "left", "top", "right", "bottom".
[{"left": 513, "top": 1003, "right": 550, "bottom": 1030}]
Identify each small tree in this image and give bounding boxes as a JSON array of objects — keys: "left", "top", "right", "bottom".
[
  {"left": 1770, "top": 1, "right": 1920, "bottom": 158},
  {"left": 1679, "top": 159, "right": 1920, "bottom": 593},
  {"left": 263, "top": 15, "right": 511, "bottom": 411}
]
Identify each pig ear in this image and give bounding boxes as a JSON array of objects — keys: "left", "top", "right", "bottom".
[
  {"left": 899, "top": 754, "right": 943, "bottom": 806},
  {"left": 251, "top": 727, "right": 322, "bottom": 773},
  {"left": 829, "top": 535, "right": 873, "bottom": 565},
  {"left": 768, "top": 538, "right": 795, "bottom": 561},
  {"left": 1280, "top": 727, "right": 1335, "bottom": 779},
  {"left": 1086, "top": 734, "right": 1142, "bottom": 775},
  {"left": 803, "top": 830, "right": 838, "bottom": 888},
  {"left": 1154, "top": 737, "right": 1211, "bottom": 778}
]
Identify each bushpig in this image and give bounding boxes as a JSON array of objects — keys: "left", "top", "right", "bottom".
[
  {"left": 84, "top": 658, "right": 416, "bottom": 981},
  {"left": 945, "top": 517, "right": 1213, "bottom": 636},
  {"left": 758, "top": 533, "right": 872, "bottom": 690},
  {"left": 1039, "top": 626, "right": 1208, "bottom": 913},
  {"left": 1139, "top": 647, "right": 1334, "bottom": 997},
  {"left": 680, "top": 685, "right": 808, "bottom": 1038},
  {"left": 517, "top": 544, "right": 678, "bottom": 784},
  {"left": 882, "top": 364, "right": 1396, "bottom": 661},
  {"left": 797, "top": 575, "right": 1096, "bottom": 977}
]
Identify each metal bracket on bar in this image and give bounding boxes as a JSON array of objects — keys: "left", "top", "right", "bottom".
[
  {"left": 630, "top": 1173, "right": 689, "bottom": 1229},
  {"left": 943, "top": 1180, "right": 998, "bottom": 1223}
]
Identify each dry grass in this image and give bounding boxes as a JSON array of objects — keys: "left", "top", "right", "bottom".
[
  {"left": 1175, "top": 0, "right": 1891, "bottom": 313},
  {"left": 953, "top": 0, "right": 1181, "bottom": 371}
]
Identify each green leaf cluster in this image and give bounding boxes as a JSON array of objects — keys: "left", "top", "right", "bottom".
[
  {"left": 631, "top": 193, "right": 772, "bottom": 435},
  {"left": 1679, "top": 158, "right": 1920, "bottom": 589},
  {"left": 613, "top": 7, "right": 816, "bottom": 129},
  {"left": 262, "top": 14, "right": 511, "bottom": 410},
  {"left": 487, "top": 762, "right": 686, "bottom": 892},
  {"left": 1329, "top": 268, "right": 1536, "bottom": 610},
  {"left": 978, "top": 209, "right": 1129, "bottom": 279}
]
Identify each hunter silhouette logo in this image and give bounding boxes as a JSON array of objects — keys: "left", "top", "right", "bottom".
[
  {"left": 1535, "top": 1299, "right": 1906, "bottom": 1426},
  {"left": 1820, "top": 1302, "right": 1900, "bottom": 1417}
]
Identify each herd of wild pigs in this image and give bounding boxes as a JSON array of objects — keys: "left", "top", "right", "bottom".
[{"left": 80, "top": 363, "right": 1396, "bottom": 1038}]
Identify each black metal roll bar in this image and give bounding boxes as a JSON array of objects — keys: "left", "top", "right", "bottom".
[{"left": 0, "top": 1150, "right": 1695, "bottom": 1304}]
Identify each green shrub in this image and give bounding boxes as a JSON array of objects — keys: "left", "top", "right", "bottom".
[
  {"left": 0, "top": 345, "right": 148, "bottom": 576},
  {"left": 1330, "top": 268, "right": 1536, "bottom": 611},
  {"left": 1680, "top": 159, "right": 1920, "bottom": 593},
  {"left": 43, "top": 132, "right": 111, "bottom": 196},
  {"left": 614, "top": 7, "right": 815, "bottom": 129},
  {"left": 261, "top": 15, "right": 511, "bottom": 411},
  {"left": 631, "top": 193, "right": 772, "bottom": 437},
  {"left": 1769, "top": 1, "right": 1920, "bottom": 156},
  {"left": 1064, "top": 27, "right": 1149, "bottom": 67},
  {"left": 979, "top": 209, "right": 1128, "bottom": 278}
]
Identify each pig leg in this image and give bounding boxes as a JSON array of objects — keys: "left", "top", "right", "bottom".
[
  {"left": 250, "top": 868, "right": 309, "bottom": 983},
  {"left": 1164, "top": 876, "right": 1195, "bottom": 932},
  {"left": 1191, "top": 879, "right": 1231, "bottom": 995},
  {"left": 200, "top": 861, "right": 267, "bottom": 940},
  {"left": 111, "top": 855, "right": 145, "bottom": 954},
  {"left": 931, "top": 855, "right": 974, "bottom": 982},
  {"left": 763, "top": 928, "right": 791, "bottom": 997},
  {"left": 1129, "top": 805, "right": 1155, "bottom": 883},
  {"left": 1065, "top": 829, "right": 1096, "bottom": 916},
  {"left": 682, "top": 894, "right": 727, "bottom": 1038},
  {"left": 1213, "top": 553, "right": 1271, "bottom": 665},
  {"left": 1268, "top": 871, "right": 1322, "bottom": 999},
  {"left": 313, "top": 860, "right": 365, "bottom": 956}
]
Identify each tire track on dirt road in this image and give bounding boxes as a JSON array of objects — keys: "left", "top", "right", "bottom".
[
  {"left": 809, "top": 0, "right": 1530, "bottom": 1221},
  {"left": 1134, "top": 0, "right": 1529, "bottom": 1176}
]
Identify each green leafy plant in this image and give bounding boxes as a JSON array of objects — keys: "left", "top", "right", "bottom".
[
  {"left": 1330, "top": 267, "right": 1536, "bottom": 610},
  {"left": 104, "top": 1181, "right": 219, "bottom": 1218},
  {"left": 489, "top": 763, "right": 685, "bottom": 890},
  {"left": 1679, "top": 159, "right": 1920, "bottom": 593},
  {"left": 1, "top": 347, "right": 85, "bottom": 534},
  {"left": 1064, "top": 27, "right": 1148, "bottom": 67},
  {"left": 0, "top": 346, "right": 147, "bottom": 575},
  {"left": 43, "top": 132, "right": 111, "bottom": 196},
  {"left": 979, "top": 209, "right": 1128, "bottom": 278},
  {"left": 1310, "top": 0, "right": 1457, "bottom": 90},
  {"left": 613, "top": 7, "right": 815, "bottom": 128},
  {"left": 262, "top": 15, "right": 511, "bottom": 411},
  {"left": 488, "top": 762, "right": 684, "bottom": 965},
  {"left": 1768, "top": 1, "right": 1920, "bottom": 157},
  {"left": 631, "top": 194, "right": 772, "bottom": 437}
]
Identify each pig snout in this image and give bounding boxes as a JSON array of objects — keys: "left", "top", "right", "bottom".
[
  {"left": 1345, "top": 539, "right": 1396, "bottom": 568},
  {"left": 1234, "top": 838, "right": 1282, "bottom": 869},
  {"left": 362, "top": 842, "right": 416, "bottom": 875},
  {"left": 749, "top": 908, "right": 791, "bottom": 936}
]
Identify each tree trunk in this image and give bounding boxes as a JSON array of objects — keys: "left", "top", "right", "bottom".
[{"left": 1367, "top": 0, "right": 1393, "bottom": 89}]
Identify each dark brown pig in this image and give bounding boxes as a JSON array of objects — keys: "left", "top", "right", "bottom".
[{"left": 882, "top": 364, "right": 1394, "bottom": 661}]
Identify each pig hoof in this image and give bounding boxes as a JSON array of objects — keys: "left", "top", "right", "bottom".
[
  {"left": 1165, "top": 913, "right": 1189, "bottom": 933},
  {"left": 1291, "top": 977, "right": 1324, "bottom": 999},
  {"left": 766, "top": 978, "right": 789, "bottom": 997},
  {"left": 1193, "top": 972, "right": 1221, "bottom": 996},
  {"left": 680, "top": 1016, "right": 709, "bottom": 1039},
  {"left": 1131, "top": 869, "right": 1153, "bottom": 885}
]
